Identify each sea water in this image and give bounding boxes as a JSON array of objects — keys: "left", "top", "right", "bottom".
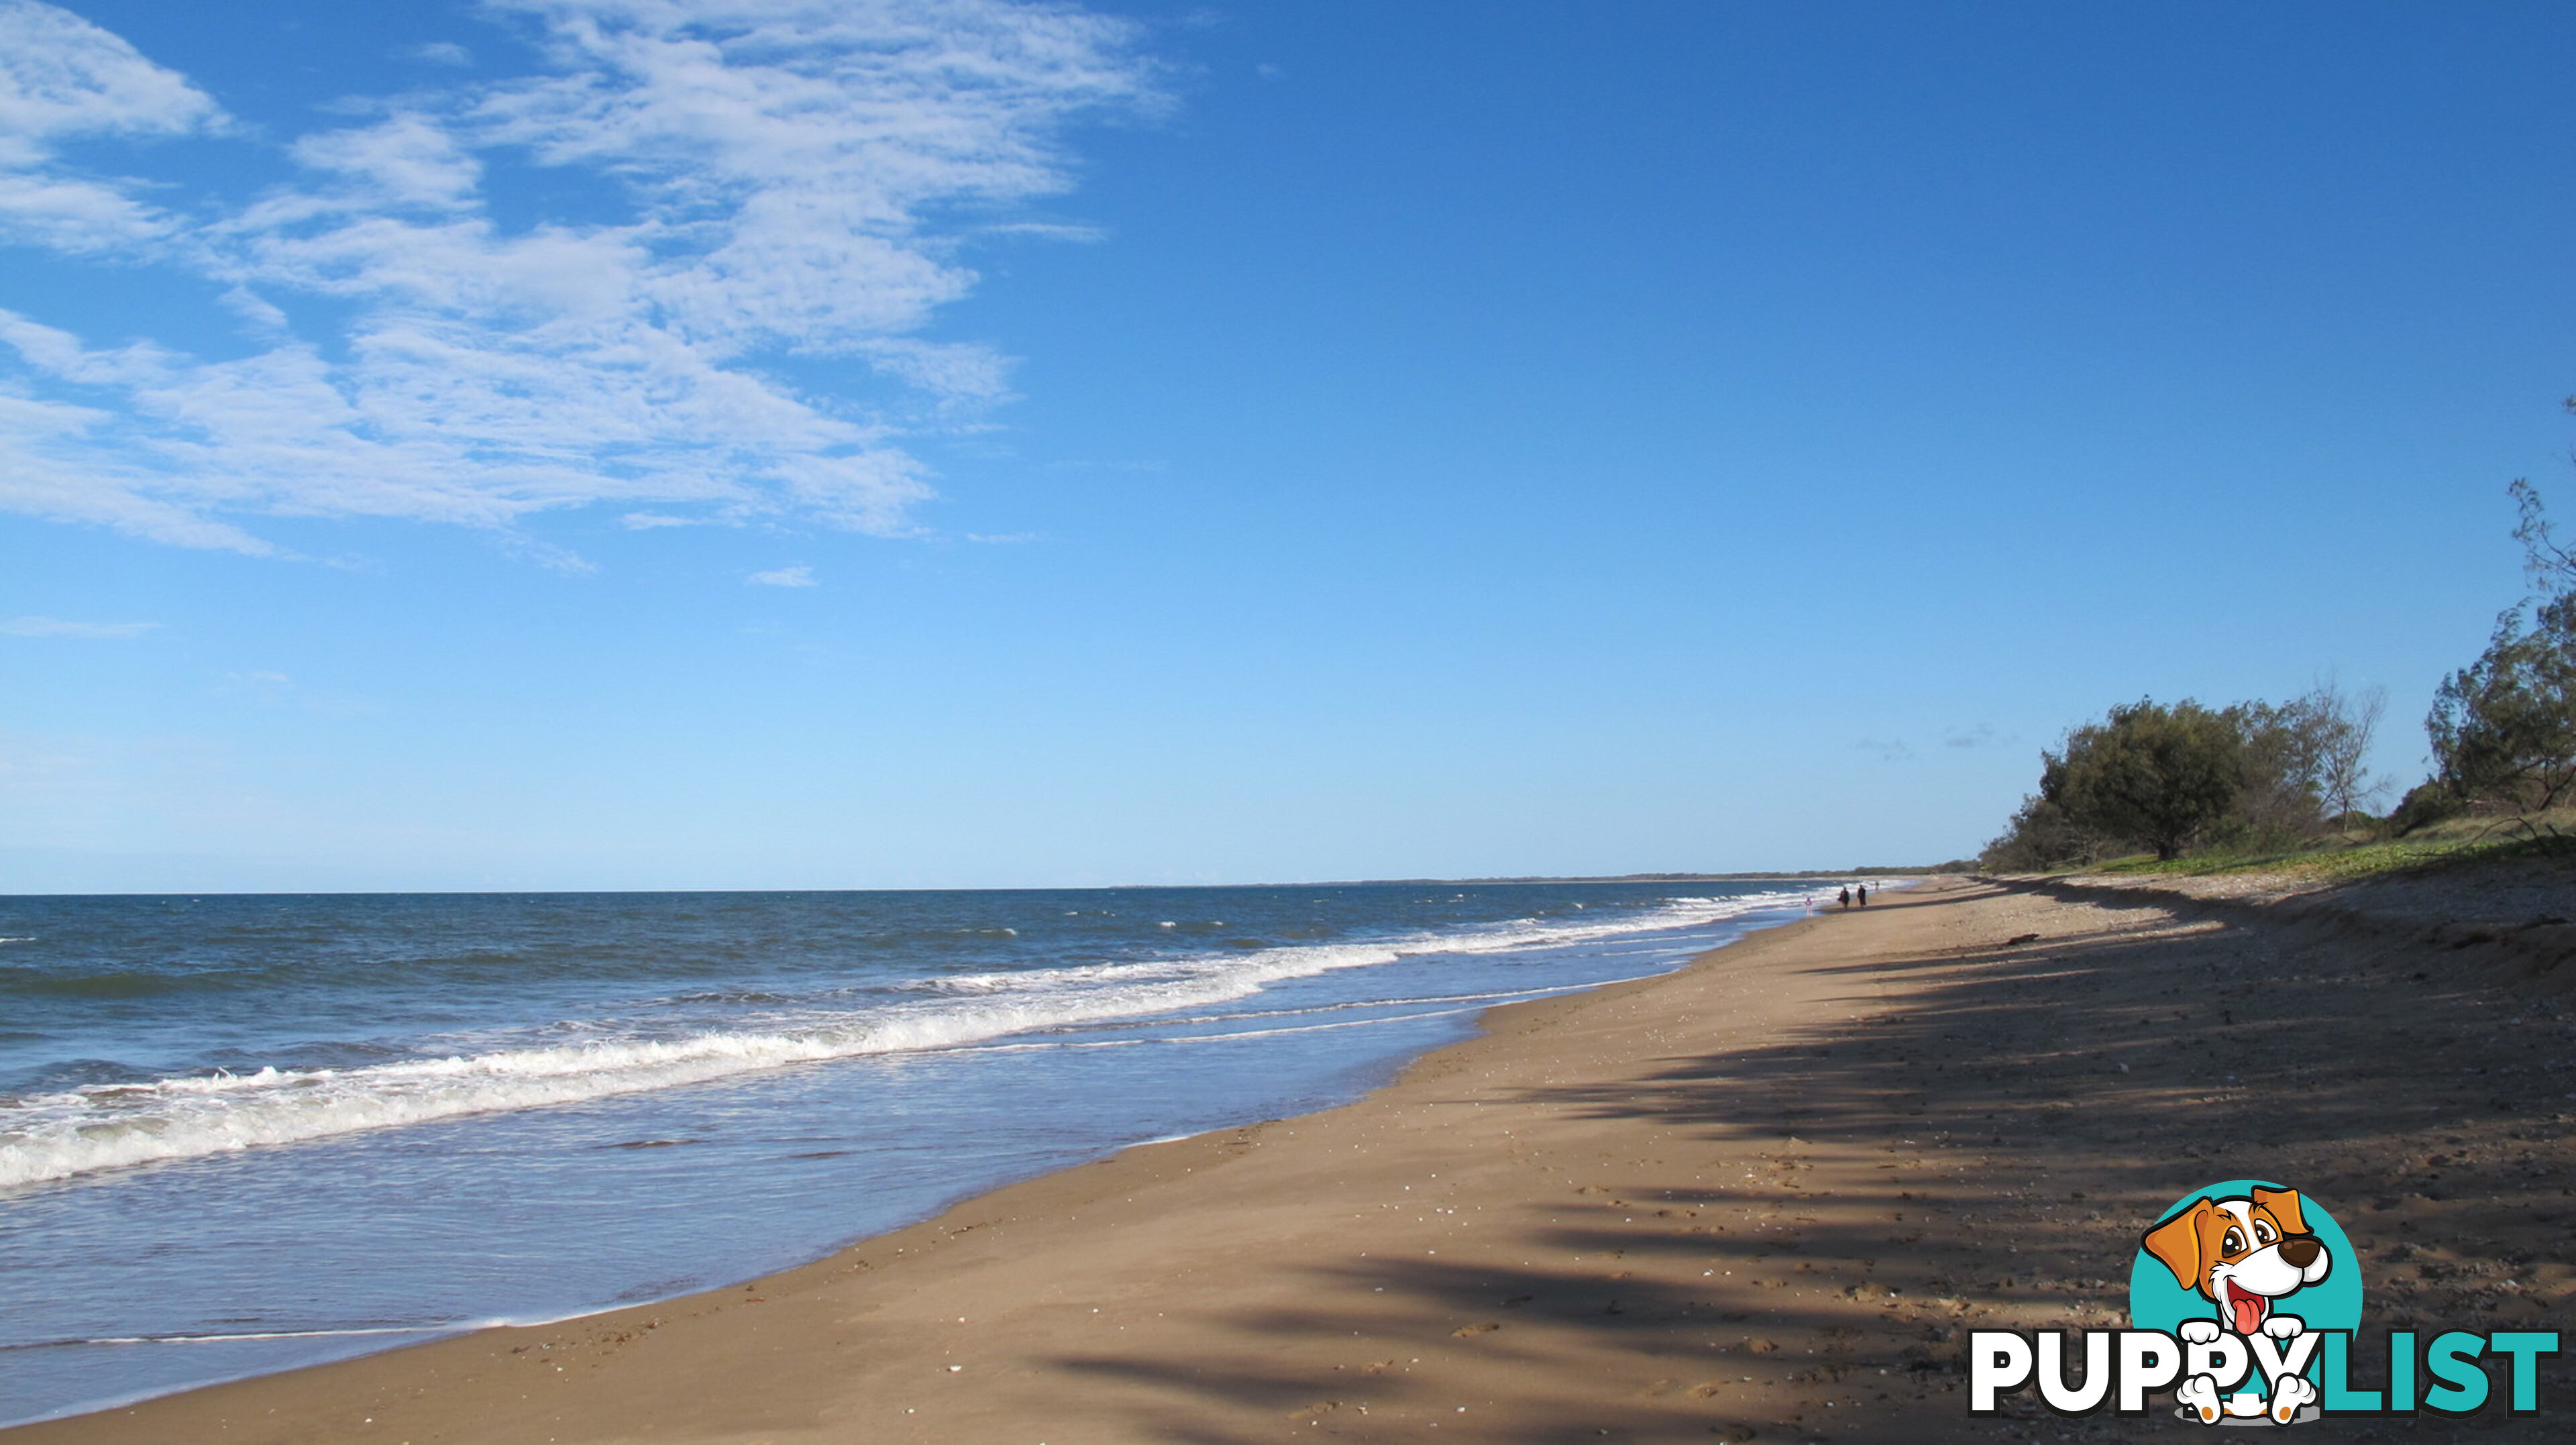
[{"left": 0, "top": 879, "right": 1838, "bottom": 1424}]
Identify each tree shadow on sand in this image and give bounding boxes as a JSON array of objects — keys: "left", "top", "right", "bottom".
[{"left": 1042, "top": 881, "right": 2571, "bottom": 1441}]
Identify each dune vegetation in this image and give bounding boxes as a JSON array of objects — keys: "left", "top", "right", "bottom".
[{"left": 1985, "top": 414, "right": 2576, "bottom": 881}]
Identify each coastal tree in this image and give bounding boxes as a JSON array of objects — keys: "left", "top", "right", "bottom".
[
  {"left": 2512, "top": 468, "right": 2576, "bottom": 596},
  {"left": 2230, "top": 680, "right": 2387, "bottom": 839},
  {"left": 2428, "top": 607, "right": 2576, "bottom": 815},
  {"left": 1978, "top": 793, "right": 2112, "bottom": 871},
  {"left": 2426, "top": 462, "right": 2576, "bottom": 822},
  {"left": 1983, "top": 683, "right": 2388, "bottom": 868},
  {"left": 2043, "top": 699, "right": 2245, "bottom": 861},
  {"left": 2312, "top": 680, "right": 2388, "bottom": 823},
  {"left": 2228, "top": 698, "right": 2330, "bottom": 841}
]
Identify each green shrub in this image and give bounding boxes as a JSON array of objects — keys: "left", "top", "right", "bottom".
[{"left": 2386, "top": 779, "right": 2467, "bottom": 837}]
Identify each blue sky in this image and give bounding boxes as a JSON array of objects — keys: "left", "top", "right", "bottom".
[{"left": 3, "top": 0, "right": 2571, "bottom": 892}]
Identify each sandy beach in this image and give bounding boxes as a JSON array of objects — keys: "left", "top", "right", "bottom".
[{"left": 13, "top": 869, "right": 2573, "bottom": 1444}]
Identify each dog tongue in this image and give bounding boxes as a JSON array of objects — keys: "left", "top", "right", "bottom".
[{"left": 2228, "top": 1287, "right": 2267, "bottom": 1336}]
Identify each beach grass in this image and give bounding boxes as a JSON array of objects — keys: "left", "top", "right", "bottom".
[{"left": 2090, "top": 810, "right": 2576, "bottom": 881}]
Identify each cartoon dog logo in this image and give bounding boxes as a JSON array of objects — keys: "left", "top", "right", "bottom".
[{"left": 2141, "top": 1185, "right": 2334, "bottom": 1424}]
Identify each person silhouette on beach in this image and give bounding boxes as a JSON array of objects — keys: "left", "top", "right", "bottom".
[
  {"left": 1838, "top": 887, "right": 1851, "bottom": 909},
  {"left": 1858, "top": 884, "right": 1869, "bottom": 906}
]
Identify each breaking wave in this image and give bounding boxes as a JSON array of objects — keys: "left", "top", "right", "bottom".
[{"left": 0, "top": 889, "right": 1821, "bottom": 1190}]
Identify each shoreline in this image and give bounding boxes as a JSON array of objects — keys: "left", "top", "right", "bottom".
[
  {"left": 12, "top": 871, "right": 2569, "bottom": 1442},
  {"left": 6, "top": 894, "right": 1862, "bottom": 1441},
  {"left": 1, "top": 889, "right": 1835, "bottom": 1433}
]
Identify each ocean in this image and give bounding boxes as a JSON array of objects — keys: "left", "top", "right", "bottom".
[{"left": 0, "top": 879, "right": 1837, "bottom": 1426}]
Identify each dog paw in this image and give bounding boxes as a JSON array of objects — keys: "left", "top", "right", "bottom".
[
  {"left": 2263, "top": 1314, "right": 2306, "bottom": 1339},
  {"left": 2178, "top": 1320, "right": 2222, "bottom": 1344},
  {"left": 2176, "top": 1374, "right": 2223, "bottom": 1426},
  {"left": 2269, "top": 1374, "right": 2319, "bottom": 1424}
]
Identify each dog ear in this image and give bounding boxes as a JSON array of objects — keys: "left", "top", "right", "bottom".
[
  {"left": 2251, "top": 1185, "right": 2308, "bottom": 1236},
  {"left": 2141, "top": 1200, "right": 2212, "bottom": 1291}
]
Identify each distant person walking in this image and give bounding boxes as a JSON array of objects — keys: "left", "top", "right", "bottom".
[
  {"left": 1858, "top": 883, "right": 1870, "bottom": 906},
  {"left": 1837, "top": 886, "right": 1851, "bottom": 909}
]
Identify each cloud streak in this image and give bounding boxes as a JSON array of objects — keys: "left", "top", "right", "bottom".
[
  {"left": 0, "top": 0, "right": 1157, "bottom": 557},
  {"left": 0, "top": 0, "right": 224, "bottom": 253},
  {"left": 1, "top": 614, "right": 158, "bottom": 638}
]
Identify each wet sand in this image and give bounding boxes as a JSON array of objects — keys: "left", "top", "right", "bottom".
[{"left": 12, "top": 870, "right": 2572, "bottom": 1443}]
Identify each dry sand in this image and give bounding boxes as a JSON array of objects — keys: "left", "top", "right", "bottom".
[{"left": 11, "top": 869, "right": 2574, "bottom": 1444}]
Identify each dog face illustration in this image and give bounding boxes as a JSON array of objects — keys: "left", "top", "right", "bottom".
[{"left": 2141, "top": 1185, "right": 2332, "bottom": 1336}]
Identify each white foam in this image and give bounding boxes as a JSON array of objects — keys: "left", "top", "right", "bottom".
[
  {"left": 37, "top": 1326, "right": 447, "bottom": 1348},
  {"left": 0, "top": 888, "right": 1821, "bottom": 1191},
  {"left": 0, "top": 1319, "right": 519, "bottom": 1430}
]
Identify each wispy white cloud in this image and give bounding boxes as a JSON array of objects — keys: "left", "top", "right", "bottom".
[
  {"left": 286, "top": 113, "right": 484, "bottom": 209},
  {"left": 747, "top": 562, "right": 816, "bottom": 586},
  {"left": 410, "top": 42, "right": 474, "bottom": 68},
  {"left": 0, "top": 0, "right": 224, "bottom": 254},
  {"left": 0, "top": 1, "right": 219, "bottom": 138},
  {"left": 1, "top": 614, "right": 158, "bottom": 638},
  {"left": 0, "top": 0, "right": 1159, "bottom": 555},
  {"left": 210, "top": 667, "right": 384, "bottom": 718}
]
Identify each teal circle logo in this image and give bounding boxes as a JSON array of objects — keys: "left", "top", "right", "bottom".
[{"left": 2129, "top": 1179, "right": 2364, "bottom": 1344}]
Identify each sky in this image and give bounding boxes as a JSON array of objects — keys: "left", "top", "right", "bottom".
[{"left": 3, "top": 0, "right": 2572, "bottom": 892}]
